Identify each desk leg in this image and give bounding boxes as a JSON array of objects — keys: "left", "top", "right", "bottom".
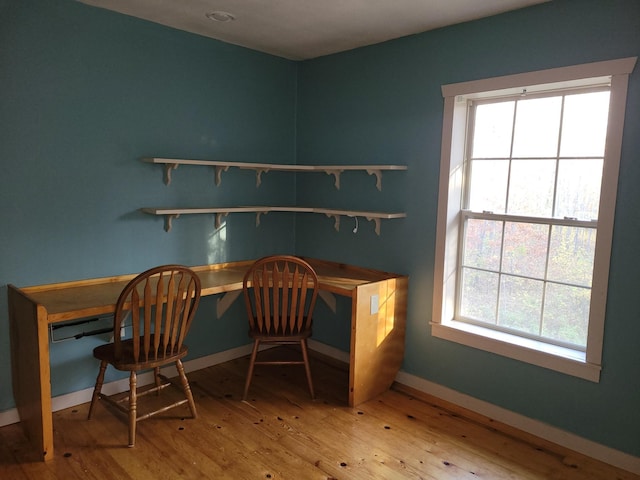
[
  {"left": 349, "top": 277, "right": 408, "bottom": 406},
  {"left": 8, "top": 286, "right": 54, "bottom": 461}
]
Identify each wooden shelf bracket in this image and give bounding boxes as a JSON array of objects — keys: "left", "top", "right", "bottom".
[
  {"left": 325, "top": 212, "right": 341, "bottom": 232},
  {"left": 366, "top": 168, "right": 384, "bottom": 191},
  {"left": 366, "top": 216, "right": 382, "bottom": 236},
  {"left": 163, "top": 163, "right": 179, "bottom": 185},
  {"left": 164, "top": 213, "right": 180, "bottom": 232},
  {"left": 324, "top": 169, "right": 343, "bottom": 189},
  {"left": 214, "top": 165, "right": 230, "bottom": 186}
]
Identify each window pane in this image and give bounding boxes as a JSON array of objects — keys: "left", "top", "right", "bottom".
[
  {"left": 463, "top": 219, "right": 503, "bottom": 271},
  {"left": 507, "top": 159, "right": 555, "bottom": 216},
  {"left": 547, "top": 226, "right": 595, "bottom": 287},
  {"left": 554, "top": 159, "right": 603, "bottom": 220},
  {"left": 512, "top": 97, "right": 561, "bottom": 158},
  {"left": 502, "top": 222, "right": 548, "bottom": 279},
  {"left": 467, "top": 159, "right": 508, "bottom": 213},
  {"left": 560, "top": 91, "right": 610, "bottom": 157},
  {"left": 497, "top": 275, "right": 543, "bottom": 334},
  {"left": 460, "top": 268, "right": 498, "bottom": 323},
  {"left": 472, "top": 101, "right": 514, "bottom": 158},
  {"left": 542, "top": 283, "right": 590, "bottom": 347}
]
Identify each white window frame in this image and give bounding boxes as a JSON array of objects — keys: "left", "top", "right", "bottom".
[{"left": 432, "top": 57, "right": 637, "bottom": 382}]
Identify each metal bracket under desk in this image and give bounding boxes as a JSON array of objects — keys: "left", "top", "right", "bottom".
[{"left": 48, "top": 316, "right": 113, "bottom": 343}]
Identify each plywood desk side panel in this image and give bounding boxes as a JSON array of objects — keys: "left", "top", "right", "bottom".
[
  {"left": 8, "top": 285, "right": 54, "bottom": 461},
  {"left": 350, "top": 277, "right": 408, "bottom": 407}
]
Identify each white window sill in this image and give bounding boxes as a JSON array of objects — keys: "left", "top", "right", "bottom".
[{"left": 431, "top": 320, "right": 601, "bottom": 382}]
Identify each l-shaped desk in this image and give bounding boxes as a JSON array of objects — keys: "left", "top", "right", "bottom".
[{"left": 8, "top": 258, "right": 408, "bottom": 461}]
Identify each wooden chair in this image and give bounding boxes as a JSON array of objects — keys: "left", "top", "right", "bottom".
[
  {"left": 87, "top": 265, "right": 201, "bottom": 447},
  {"left": 242, "top": 255, "right": 319, "bottom": 400}
]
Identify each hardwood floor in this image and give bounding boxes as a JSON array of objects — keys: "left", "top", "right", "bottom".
[{"left": 1, "top": 347, "right": 637, "bottom": 479}]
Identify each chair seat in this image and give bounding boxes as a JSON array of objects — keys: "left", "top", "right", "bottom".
[
  {"left": 248, "top": 315, "right": 313, "bottom": 342},
  {"left": 93, "top": 337, "right": 188, "bottom": 372},
  {"left": 248, "top": 329, "right": 312, "bottom": 343}
]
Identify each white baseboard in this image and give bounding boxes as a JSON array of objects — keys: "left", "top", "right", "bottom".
[
  {"left": 0, "top": 408, "right": 20, "bottom": 426},
  {"left": 2, "top": 341, "right": 637, "bottom": 475},
  {"left": 307, "top": 342, "right": 639, "bottom": 474},
  {"left": 394, "top": 370, "right": 640, "bottom": 476},
  {"left": 308, "top": 339, "right": 350, "bottom": 363}
]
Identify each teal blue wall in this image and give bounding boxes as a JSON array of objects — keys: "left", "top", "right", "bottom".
[
  {"left": 296, "top": 0, "right": 640, "bottom": 458},
  {"left": 2, "top": 0, "right": 639, "bottom": 461},
  {"left": 0, "top": 0, "right": 297, "bottom": 403}
]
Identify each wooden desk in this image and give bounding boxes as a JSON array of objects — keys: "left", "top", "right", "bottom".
[{"left": 8, "top": 258, "right": 408, "bottom": 461}]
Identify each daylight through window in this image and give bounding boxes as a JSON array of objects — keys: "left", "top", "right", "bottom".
[
  {"left": 460, "top": 89, "right": 608, "bottom": 351},
  {"left": 432, "top": 58, "right": 636, "bottom": 381}
]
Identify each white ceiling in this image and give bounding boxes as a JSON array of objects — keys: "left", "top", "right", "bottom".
[{"left": 78, "top": 0, "right": 548, "bottom": 60}]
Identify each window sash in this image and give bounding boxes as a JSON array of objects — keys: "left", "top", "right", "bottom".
[
  {"left": 456, "top": 209, "right": 596, "bottom": 351},
  {"left": 461, "top": 209, "right": 597, "bottom": 228}
]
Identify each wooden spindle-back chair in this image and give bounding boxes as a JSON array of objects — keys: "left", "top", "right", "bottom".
[
  {"left": 242, "top": 255, "right": 319, "bottom": 400},
  {"left": 88, "top": 265, "right": 201, "bottom": 447}
]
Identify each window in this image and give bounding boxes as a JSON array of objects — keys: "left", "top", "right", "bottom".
[{"left": 432, "top": 58, "right": 636, "bottom": 382}]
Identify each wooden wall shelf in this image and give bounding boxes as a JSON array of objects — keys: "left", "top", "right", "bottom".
[
  {"left": 141, "top": 207, "right": 406, "bottom": 235},
  {"left": 142, "top": 157, "right": 407, "bottom": 190}
]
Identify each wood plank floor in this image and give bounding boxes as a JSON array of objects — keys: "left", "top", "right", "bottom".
[{"left": 1, "top": 347, "right": 637, "bottom": 479}]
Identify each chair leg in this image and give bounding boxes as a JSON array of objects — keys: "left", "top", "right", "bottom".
[
  {"left": 300, "top": 339, "right": 315, "bottom": 399},
  {"left": 243, "top": 339, "right": 260, "bottom": 400},
  {"left": 154, "top": 367, "right": 162, "bottom": 395},
  {"left": 128, "top": 371, "right": 137, "bottom": 447},
  {"left": 176, "top": 359, "right": 197, "bottom": 418},
  {"left": 88, "top": 360, "right": 107, "bottom": 419}
]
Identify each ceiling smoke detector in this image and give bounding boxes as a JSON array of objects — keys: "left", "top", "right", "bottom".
[{"left": 206, "top": 11, "right": 235, "bottom": 22}]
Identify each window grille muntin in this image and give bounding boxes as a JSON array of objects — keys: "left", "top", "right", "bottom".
[{"left": 455, "top": 87, "right": 608, "bottom": 351}]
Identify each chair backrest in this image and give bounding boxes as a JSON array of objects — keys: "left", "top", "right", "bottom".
[
  {"left": 243, "top": 256, "right": 319, "bottom": 336},
  {"left": 113, "top": 265, "right": 201, "bottom": 362}
]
